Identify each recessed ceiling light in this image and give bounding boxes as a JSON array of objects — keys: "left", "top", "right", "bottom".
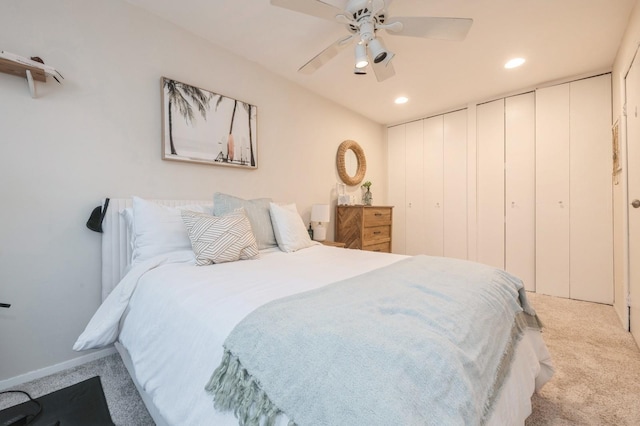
[
  {"left": 505, "top": 58, "right": 526, "bottom": 69},
  {"left": 395, "top": 96, "right": 408, "bottom": 104}
]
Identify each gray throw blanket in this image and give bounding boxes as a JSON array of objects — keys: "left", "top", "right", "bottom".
[{"left": 206, "top": 255, "right": 541, "bottom": 426}]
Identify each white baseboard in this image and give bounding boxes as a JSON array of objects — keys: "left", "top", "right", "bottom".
[{"left": 0, "top": 347, "right": 116, "bottom": 391}]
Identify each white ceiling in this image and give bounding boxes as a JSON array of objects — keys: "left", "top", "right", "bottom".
[{"left": 127, "top": 0, "right": 636, "bottom": 125}]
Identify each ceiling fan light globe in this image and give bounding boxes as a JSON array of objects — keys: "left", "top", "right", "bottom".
[
  {"left": 355, "top": 43, "right": 369, "bottom": 68},
  {"left": 368, "top": 38, "right": 389, "bottom": 64},
  {"left": 374, "top": 51, "right": 387, "bottom": 63}
]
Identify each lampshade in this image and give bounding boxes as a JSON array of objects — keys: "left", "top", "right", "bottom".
[
  {"left": 368, "top": 38, "right": 391, "bottom": 64},
  {"left": 311, "top": 204, "right": 330, "bottom": 223},
  {"left": 354, "top": 43, "right": 368, "bottom": 69}
]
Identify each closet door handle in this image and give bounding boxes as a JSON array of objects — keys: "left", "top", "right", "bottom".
[{"left": 632, "top": 199, "right": 640, "bottom": 208}]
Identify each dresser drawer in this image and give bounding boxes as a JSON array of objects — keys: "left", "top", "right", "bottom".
[
  {"left": 363, "top": 225, "right": 391, "bottom": 242},
  {"left": 363, "top": 208, "right": 392, "bottom": 227},
  {"left": 363, "top": 241, "right": 391, "bottom": 253},
  {"left": 336, "top": 205, "right": 393, "bottom": 252}
]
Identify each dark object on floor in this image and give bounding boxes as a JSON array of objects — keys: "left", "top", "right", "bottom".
[
  {"left": 0, "top": 376, "right": 114, "bottom": 426},
  {"left": 0, "top": 390, "right": 41, "bottom": 425}
]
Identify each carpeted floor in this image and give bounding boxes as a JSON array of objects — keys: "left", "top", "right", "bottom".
[
  {"left": 0, "top": 352, "right": 154, "bottom": 426},
  {"left": 526, "top": 292, "right": 640, "bottom": 425},
  {"left": 1, "top": 293, "right": 639, "bottom": 425}
]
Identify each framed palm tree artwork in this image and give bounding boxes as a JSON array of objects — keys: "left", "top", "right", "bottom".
[{"left": 161, "top": 77, "right": 257, "bottom": 168}]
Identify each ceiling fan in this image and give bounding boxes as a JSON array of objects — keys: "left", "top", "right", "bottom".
[{"left": 271, "top": 0, "right": 473, "bottom": 82}]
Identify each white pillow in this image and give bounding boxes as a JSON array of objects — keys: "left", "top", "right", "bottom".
[
  {"left": 213, "top": 193, "right": 277, "bottom": 250},
  {"left": 181, "top": 209, "right": 259, "bottom": 265},
  {"left": 121, "top": 207, "right": 135, "bottom": 256},
  {"left": 269, "top": 203, "right": 318, "bottom": 253},
  {"left": 131, "top": 197, "right": 210, "bottom": 265}
]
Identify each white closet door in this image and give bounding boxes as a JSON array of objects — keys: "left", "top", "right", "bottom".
[
  {"left": 387, "top": 124, "right": 406, "bottom": 254},
  {"left": 423, "top": 116, "right": 444, "bottom": 256},
  {"left": 569, "top": 75, "right": 613, "bottom": 303},
  {"left": 536, "top": 84, "right": 571, "bottom": 298},
  {"left": 505, "top": 93, "right": 536, "bottom": 291},
  {"left": 443, "top": 109, "right": 468, "bottom": 260},
  {"left": 405, "top": 120, "right": 426, "bottom": 255},
  {"left": 626, "top": 58, "right": 640, "bottom": 346},
  {"left": 477, "top": 99, "right": 506, "bottom": 269}
]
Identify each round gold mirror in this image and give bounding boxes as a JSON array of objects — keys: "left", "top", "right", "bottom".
[{"left": 336, "top": 140, "right": 366, "bottom": 186}]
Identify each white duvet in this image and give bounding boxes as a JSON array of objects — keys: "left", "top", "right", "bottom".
[{"left": 75, "top": 245, "right": 553, "bottom": 426}]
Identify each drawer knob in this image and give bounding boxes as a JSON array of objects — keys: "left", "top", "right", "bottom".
[
  {"left": 373, "top": 231, "right": 381, "bottom": 235},
  {"left": 374, "top": 213, "right": 382, "bottom": 216}
]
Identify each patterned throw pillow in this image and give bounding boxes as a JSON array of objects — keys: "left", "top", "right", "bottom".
[{"left": 181, "top": 209, "right": 259, "bottom": 265}]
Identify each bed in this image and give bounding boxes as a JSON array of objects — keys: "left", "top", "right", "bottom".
[{"left": 75, "top": 196, "right": 554, "bottom": 426}]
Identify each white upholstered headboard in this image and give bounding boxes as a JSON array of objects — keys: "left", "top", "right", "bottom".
[{"left": 100, "top": 198, "right": 212, "bottom": 301}]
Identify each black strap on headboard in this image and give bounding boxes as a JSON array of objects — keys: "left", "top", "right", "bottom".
[{"left": 86, "top": 198, "right": 110, "bottom": 233}]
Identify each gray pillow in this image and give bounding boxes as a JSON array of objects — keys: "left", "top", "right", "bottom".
[{"left": 213, "top": 193, "right": 277, "bottom": 250}]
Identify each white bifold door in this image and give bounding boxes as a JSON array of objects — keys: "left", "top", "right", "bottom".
[
  {"left": 442, "top": 110, "right": 468, "bottom": 259},
  {"left": 626, "top": 53, "right": 640, "bottom": 346},
  {"left": 535, "top": 83, "right": 571, "bottom": 298},
  {"left": 476, "top": 93, "right": 536, "bottom": 291},
  {"left": 387, "top": 110, "right": 468, "bottom": 258},
  {"left": 536, "top": 74, "right": 613, "bottom": 303},
  {"left": 387, "top": 124, "right": 407, "bottom": 254},
  {"left": 423, "top": 111, "right": 468, "bottom": 258}
]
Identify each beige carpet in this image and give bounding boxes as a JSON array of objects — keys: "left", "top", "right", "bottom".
[{"left": 525, "top": 292, "right": 640, "bottom": 425}]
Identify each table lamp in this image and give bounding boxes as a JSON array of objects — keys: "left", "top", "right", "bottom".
[{"left": 311, "top": 204, "right": 330, "bottom": 241}]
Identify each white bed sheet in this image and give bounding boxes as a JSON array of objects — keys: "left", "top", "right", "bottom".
[{"left": 115, "top": 245, "right": 552, "bottom": 426}]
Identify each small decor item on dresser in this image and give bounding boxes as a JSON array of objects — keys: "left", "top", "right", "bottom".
[
  {"left": 361, "top": 181, "right": 373, "bottom": 206},
  {"left": 336, "top": 182, "right": 351, "bottom": 206}
]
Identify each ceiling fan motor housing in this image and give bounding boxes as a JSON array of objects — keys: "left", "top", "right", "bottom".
[{"left": 345, "top": 0, "right": 387, "bottom": 34}]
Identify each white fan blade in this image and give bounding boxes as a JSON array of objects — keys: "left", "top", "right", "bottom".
[
  {"left": 371, "top": 55, "right": 395, "bottom": 82},
  {"left": 271, "top": 0, "right": 344, "bottom": 22},
  {"left": 371, "top": 0, "right": 386, "bottom": 16},
  {"left": 385, "top": 17, "right": 473, "bottom": 41},
  {"left": 299, "top": 35, "right": 356, "bottom": 75}
]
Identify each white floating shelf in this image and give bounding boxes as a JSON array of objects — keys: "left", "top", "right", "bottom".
[{"left": 0, "top": 56, "right": 47, "bottom": 98}]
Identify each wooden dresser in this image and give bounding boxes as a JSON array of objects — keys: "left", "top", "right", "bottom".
[{"left": 335, "top": 205, "right": 393, "bottom": 252}]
